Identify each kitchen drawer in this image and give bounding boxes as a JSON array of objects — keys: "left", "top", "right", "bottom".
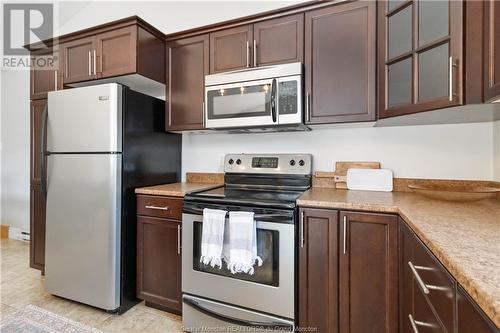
[
  {"left": 410, "top": 278, "right": 446, "bottom": 333},
  {"left": 137, "top": 195, "right": 182, "bottom": 220},
  {"left": 409, "top": 235, "right": 456, "bottom": 333}
]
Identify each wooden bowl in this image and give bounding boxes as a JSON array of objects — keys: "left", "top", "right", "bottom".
[{"left": 408, "top": 184, "right": 500, "bottom": 202}]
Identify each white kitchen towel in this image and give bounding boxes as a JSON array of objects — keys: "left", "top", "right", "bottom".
[
  {"left": 200, "top": 208, "right": 227, "bottom": 269},
  {"left": 224, "top": 211, "right": 263, "bottom": 275}
]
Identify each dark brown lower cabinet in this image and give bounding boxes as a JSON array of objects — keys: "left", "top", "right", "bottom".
[
  {"left": 457, "top": 285, "right": 499, "bottom": 333},
  {"left": 298, "top": 209, "right": 398, "bottom": 333},
  {"left": 30, "top": 184, "right": 46, "bottom": 272},
  {"left": 136, "top": 215, "right": 181, "bottom": 314},
  {"left": 400, "top": 220, "right": 499, "bottom": 333},
  {"left": 298, "top": 208, "right": 339, "bottom": 333},
  {"left": 339, "top": 211, "right": 399, "bottom": 333},
  {"left": 400, "top": 221, "right": 450, "bottom": 333}
]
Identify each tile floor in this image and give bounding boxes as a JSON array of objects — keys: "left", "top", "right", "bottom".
[{"left": 0, "top": 239, "right": 183, "bottom": 332}]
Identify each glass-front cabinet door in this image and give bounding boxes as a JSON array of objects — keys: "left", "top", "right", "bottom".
[{"left": 379, "top": 0, "right": 463, "bottom": 118}]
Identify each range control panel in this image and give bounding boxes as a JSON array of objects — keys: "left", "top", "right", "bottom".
[{"left": 224, "top": 154, "right": 312, "bottom": 175}]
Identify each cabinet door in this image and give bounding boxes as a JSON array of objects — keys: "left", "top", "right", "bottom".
[
  {"left": 61, "top": 36, "right": 97, "bottom": 84},
  {"left": 339, "top": 211, "right": 399, "bottom": 333},
  {"left": 30, "top": 99, "right": 46, "bottom": 184},
  {"left": 253, "top": 14, "right": 304, "bottom": 67},
  {"left": 137, "top": 216, "right": 181, "bottom": 314},
  {"left": 210, "top": 25, "right": 253, "bottom": 73},
  {"left": 298, "top": 208, "right": 338, "bottom": 333},
  {"left": 305, "top": 1, "right": 376, "bottom": 124},
  {"left": 484, "top": 0, "right": 500, "bottom": 101},
  {"left": 96, "top": 26, "right": 137, "bottom": 79},
  {"left": 30, "top": 48, "right": 62, "bottom": 100},
  {"left": 167, "top": 34, "right": 208, "bottom": 131},
  {"left": 457, "top": 286, "right": 499, "bottom": 333},
  {"left": 379, "top": 0, "right": 463, "bottom": 118},
  {"left": 30, "top": 184, "right": 46, "bottom": 271}
]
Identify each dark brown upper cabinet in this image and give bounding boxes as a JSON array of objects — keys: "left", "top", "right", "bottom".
[
  {"left": 210, "top": 25, "right": 253, "bottom": 73},
  {"left": 484, "top": 0, "right": 500, "bottom": 102},
  {"left": 30, "top": 47, "right": 62, "bottom": 100},
  {"left": 339, "top": 211, "right": 399, "bottom": 333},
  {"left": 60, "top": 19, "right": 165, "bottom": 85},
  {"left": 304, "top": 1, "right": 376, "bottom": 124},
  {"left": 298, "top": 208, "right": 339, "bottom": 333},
  {"left": 209, "top": 14, "right": 304, "bottom": 74},
  {"left": 378, "top": 0, "right": 485, "bottom": 118},
  {"left": 61, "top": 36, "right": 97, "bottom": 84},
  {"left": 253, "top": 14, "right": 304, "bottom": 67},
  {"left": 167, "top": 34, "right": 209, "bottom": 131},
  {"left": 96, "top": 26, "right": 137, "bottom": 79}
]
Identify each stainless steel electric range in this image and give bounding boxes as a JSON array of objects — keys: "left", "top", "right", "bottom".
[{"left": 182, "top": 153, "right": 312, "bottom": 332}]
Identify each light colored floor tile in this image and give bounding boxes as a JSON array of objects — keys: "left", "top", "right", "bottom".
[
  {"left": 97, "top": 306, "right": 160, "bottom": 333},
  {"left": 0, "top": 303, "right": 17, "bottom": 321}
]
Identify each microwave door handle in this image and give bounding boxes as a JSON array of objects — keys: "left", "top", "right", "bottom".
[
  {"left": 183, "top": 296, "right": 293, "bottom": 330},
  {"left": 271, "top": 78, "right": 277, "bottom": 123}
]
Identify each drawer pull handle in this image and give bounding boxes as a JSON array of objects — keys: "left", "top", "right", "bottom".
[
  {"left": 409, "top": 314, "right": 438, "bottom": 332},
  {"left": 145, "top": 205, "right": 170, "bottom": 211},
  {"left": 342, "top": 215, "right": 347, "bottom": 254},
  {"left": 408, "top": 314, "right": 419, "bottom": 333},
  {"left": 177, "top": 225, "right": 182, "bottom": 254},
  {"left": 408, "top": 261, "right": 430, "bottom": 294},
  {"left": 299, "top": 211, "right": 305, "bottom": 248}
]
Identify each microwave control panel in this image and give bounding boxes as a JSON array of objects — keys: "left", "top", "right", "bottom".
[{"left": 278, "top": 81, "right": 297, "bottom": 115}]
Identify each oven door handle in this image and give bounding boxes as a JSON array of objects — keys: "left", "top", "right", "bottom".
[
  {"left": 183, "top": 296, "right": 293, "bottom": 330},
  {"left": 183, "top": 206, "right": 291, "bottom": 221}
]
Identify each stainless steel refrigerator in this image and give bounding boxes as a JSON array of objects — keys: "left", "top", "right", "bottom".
[{"left": 43, "top": 83, "right": 181, "bottom": 313}]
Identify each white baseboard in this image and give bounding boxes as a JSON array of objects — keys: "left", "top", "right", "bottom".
[{"left": 8, "top": 227, "right": 30, "bottom": 242}]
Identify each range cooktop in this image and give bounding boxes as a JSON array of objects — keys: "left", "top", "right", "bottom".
[{"left": 185, "top": 185, "right": 305, "bottom": 209}]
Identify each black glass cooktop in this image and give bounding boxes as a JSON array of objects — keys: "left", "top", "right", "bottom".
[{"left": 185, "top": 185, "right": 304, "bottom": 209}]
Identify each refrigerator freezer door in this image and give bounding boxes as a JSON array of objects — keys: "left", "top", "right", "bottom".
[
  {"left": 45, "top": 153, "right": 121, "bottom": 311},
  {"left": 47, "top": 83, "right": 122, "bottom": 153}
]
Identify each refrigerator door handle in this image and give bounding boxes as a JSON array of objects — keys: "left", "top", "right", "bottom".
[{"left": 41, "top": 105, "right": 48, "bottom": 198}]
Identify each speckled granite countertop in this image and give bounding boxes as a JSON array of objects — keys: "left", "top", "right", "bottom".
[
  {"left": 135, "top": 182, "right": 222, "bottom": 197},
  {"left": 297, "top": 188, "right": 500, "bottom": 327}
]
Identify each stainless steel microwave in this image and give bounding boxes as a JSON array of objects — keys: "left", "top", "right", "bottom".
[{"left": 204, "top": 62, "right": 306, "bottom": 131}]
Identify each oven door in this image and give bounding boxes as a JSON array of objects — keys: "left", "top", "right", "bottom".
[
  {"left": 205, "top": 78, "right": 276, "bottom": 129},
  {"left": 182, "top": 211, "right": 295, "bottom": 319}
]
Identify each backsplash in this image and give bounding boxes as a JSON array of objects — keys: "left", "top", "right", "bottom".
[{"left": 182, "top": 122, "right": 496, "bottom": 181}]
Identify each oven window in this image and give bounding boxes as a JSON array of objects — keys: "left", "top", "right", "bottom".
[
  {"left": 193, "top": 221, "right": 279, "bottom": 287},
  {"left": 207, "top": 84, "right": 271, "bottom": 119}
]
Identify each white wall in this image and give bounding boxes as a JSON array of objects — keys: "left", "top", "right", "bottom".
[
  {"left": 0, "top": 69, "right": 30, "bottom": 229},
  {"left": 182, "top": 122, "right": 495, "bottom": 180}
]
